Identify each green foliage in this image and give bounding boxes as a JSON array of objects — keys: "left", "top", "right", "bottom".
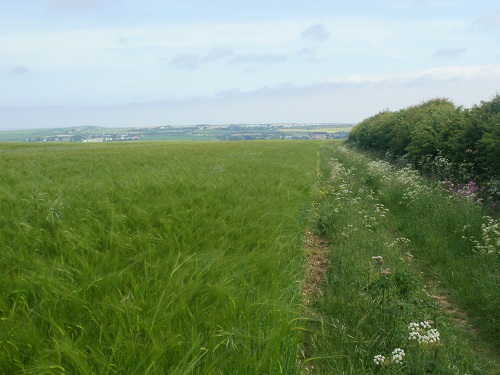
[
  {"left": 348, "top": 95, "right": 500, "bottom": 200},
  {"left": 307, "top": 143, "right": 499, "bottom": 374}
]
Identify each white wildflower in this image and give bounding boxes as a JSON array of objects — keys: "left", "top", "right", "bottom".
[
  {"left": 420, "top": 321, "right": 431, "bottom": 329},
  {"left": 409, "top": 321, "right": 440, "bottom": 345},
  {"left": 426, "top": 328, "right": 440, "bottom": 343},
  {"left": 391, "top": 348, "right": 405, "bottom": 364},
  {"left": 473, "top": 216, "right": 500, "bottom": 255},
  {"left": 373, "top": 354, "right": 386, "bottom": 365}
]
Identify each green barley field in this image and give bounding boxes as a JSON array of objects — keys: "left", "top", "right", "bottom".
[
  {"left": 0, "top": 141, "right": 318, "bottom": 374},
  {"left": 0, "top": 141, "right": 498, "bottom": 374}
]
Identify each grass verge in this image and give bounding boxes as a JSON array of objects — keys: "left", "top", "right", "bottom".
[{"left": 305, "top": 141, "right": 499, "bottom": 374}]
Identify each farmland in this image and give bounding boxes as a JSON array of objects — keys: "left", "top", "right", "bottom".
[
  {"left": 0, "top": 123, "right": 352, "bottom": 143},
  {"left": 0, "top": 140, "right": 498, "bottom": 374},
  {"left": 0, "top": 141, "right": 318, "bottom": 373}
]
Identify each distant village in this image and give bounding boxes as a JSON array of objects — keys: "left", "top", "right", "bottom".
[
  {"left": 22, "top": 123, "right": 352, "bottom": 143},
  {"left": 27, "top": 128, "right": 142, "bottom": 143}
]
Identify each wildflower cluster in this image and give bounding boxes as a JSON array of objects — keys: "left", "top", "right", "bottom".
[
  {"left": 312, "top": 157, "right": 360, "bottom": 235},
  {"left": 328, "top": 162, "right": 357, "bottom": 196},
  {"left": 419, "top": 153, "right": 453, "bottom": 180},
  {"left": 391, "top": 348, "right": 405, "bottom": 364},
  {"left": 373, "top": 348, "right": 405, "bottom": 366},
  {"left": 337, "top": 144, "right": 366, "bottom": 164},
  {"left": 374, "top": 203, "right": 389, "bottom": 216},
  {"left": 337, "top": 146, "right": 433, "bottom": 207},
  {"left": 474, "top": 216, "right": 500, "bottom": 255},
  {"left": 408, "top": 321, "right": 440, "bottom": 344},
  {"left": 443, "top": 178, "right": 481, "bottom": 201},
  {"left": 367, "top": 159, "right": 394, "bottom": 177},
  {"left": 372, "top": 320, "right": 442, "bottom": 368},
  {"left": 373, "top": 354, "right": 386, "bottom": 365},
  {"left": 388, "top": 167, "right": 432, "bottom": 206},
  {"left": 358, "top": 203, "right": 388, "bottom": 230},
  {"left": 462, "top": 216, "right": 500, "bottom": 255},
  {"left": 385, "top": 237, "right": 411, "bottom": 248},
  {"left": 315, "top": 158, "right": 357, "bottom": 204},
  {"left": 365, "top": 159, "right": 431, "bottom": 206}
]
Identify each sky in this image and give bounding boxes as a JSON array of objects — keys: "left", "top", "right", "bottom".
[{"left": 1, "top": 0, "right": 500, "bottom": 130}]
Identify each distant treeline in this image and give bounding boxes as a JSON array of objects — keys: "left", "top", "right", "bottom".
[{"left": 348, "top": 94, "right": 500, "bottom": 203}]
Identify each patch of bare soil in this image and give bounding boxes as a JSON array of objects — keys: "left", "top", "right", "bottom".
[
  {"left": 428, "top": 288, "right": 500, "bottom": 373},
  {"left": 430, "top": 293, "right": 470, "bottom": 327},
  {"left": 424, "top": 278, "right": 475, "bottom": 330},
  {"left": 301, "top": 229, "right": 329, "bottom": 308},
  {"left": 299, "top": 228, "right": 330, "bottom": 374}
]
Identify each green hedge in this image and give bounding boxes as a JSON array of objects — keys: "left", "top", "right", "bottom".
[{"left": 348, "top": 95, "right": 500, "bottom": 187}]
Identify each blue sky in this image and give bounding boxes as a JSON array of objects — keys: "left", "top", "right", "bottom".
[{"left": 1, "top": 0, "right": 499, "bottom": 130}]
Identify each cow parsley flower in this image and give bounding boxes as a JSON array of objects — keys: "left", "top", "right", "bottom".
[
  {"left": 409, "top": 321, "right": 440, "bottom": 345},
  {"left": 374, "top": 348, "right": 405, "bottom": 366},
  {"left": 391, "top": 348, "right": 405, "bottom": 364},
  {"left": 373, "top": 354, "right": 386, "bottom": 365}
]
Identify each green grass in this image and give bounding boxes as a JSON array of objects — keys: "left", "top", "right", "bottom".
[
  {"left": 306, "top": 142, "right": 499, "bottom": 374},
  {"left": 0, "top": 141, "right": 319, "bottom": 374},
  {"left": 1, "top": 140, "right": 497, "bottom": 374}
]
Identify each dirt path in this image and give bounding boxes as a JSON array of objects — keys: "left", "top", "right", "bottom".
[
  {"left": 427, "top": 285, "right": 500, "bottom": 373},
  {"left": 298, "top": 227, "right": 330, "bottom": 373},
  {"left": 301, "top": 228, "right": 329, "bottom": 308}
]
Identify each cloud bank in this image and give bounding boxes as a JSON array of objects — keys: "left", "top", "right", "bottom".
[{"left": 2, "top": 64, "right": 499, "bottom": 130}]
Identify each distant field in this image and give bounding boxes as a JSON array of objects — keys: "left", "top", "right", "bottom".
[
  {"left": 281, "top": 126, "right": 353, "bottom": 133},
  {"left": 0, "top": 127, "right": 136, "bottom": 142},
  {"left": 140, "top": 134, "right": 219, "bottom": 141},
  {"left": 0, "top": 128, "right": 57, "bottom": 141},
  {"left": 0, "top": 141, "right": 319, "bottom": 373},
  {"left": 0, "top": 124, "right": 353, "bottom": 142}
]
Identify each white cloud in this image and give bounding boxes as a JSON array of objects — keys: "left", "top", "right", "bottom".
[
  {"left": 203, "top": 47, "right": 233, "bottom": 62},
  {"left": 338, "top": 64, "right": 500, "bottom": 86},
  {"left": 168, "top": 53, "right": 202, "bottom": 70},
  {"left": 472, "top": 11, "right": 500, "bottom": 32},
  {"left": 168, "top": 47, "right": 233, "bottom": 70},
  {"left": 47, "top": 0, "right": 120, "bottom": 12},
  {"left": 229, "top": 53, "right": 287, "bottom": 65},
  {"left": 432, "top": 48, "right": 467, "bottom": 59},
  {"left": 300, "top": 23, "right": 330, "bottom": 42},
  {"left": 48, "top": 0, "right": 98, "bottom": 11},
  {"left": 8, "top": 65, "right": 31, "bottom": 75},
  {"left": 295, "top": 47, "right": 327, "bottom": 63}
]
